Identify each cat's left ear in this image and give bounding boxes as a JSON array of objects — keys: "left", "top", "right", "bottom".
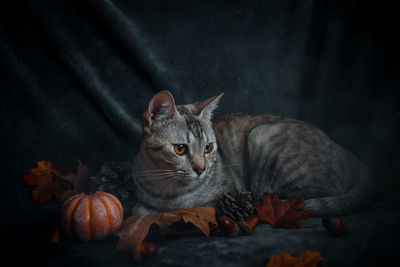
[{"left": 196, "top": 93, "right": 224, "bottom": 121}]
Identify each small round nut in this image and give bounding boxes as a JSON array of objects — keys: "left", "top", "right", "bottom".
[
  {"left": 132, "top": 242, "right": 158, "bottom": 262},
  {"left": 322, "top": 216, "right": 348, "bottom": 236},
  {"left": 218, "top": 216, "right": 240, "bottom": 237}
]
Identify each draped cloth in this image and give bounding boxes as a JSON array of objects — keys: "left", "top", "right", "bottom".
[{"left": 1, "top": 0, "right": 399, "bottom": 266}]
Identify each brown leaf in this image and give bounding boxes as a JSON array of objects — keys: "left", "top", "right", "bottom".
[
  {"left": 31, "top": 173, "right": 66, "bottom": 203},
  {"left": 61, "top": 160, "right": 92, "bottom": 193},
  {"left": 23, "top": 160, "right": 62, "bottom": 186},
  {"left": 253, "top": 194, "right": 316, "bottom": 228},
  {"left": 265, "top": 251, "right": 323, "bottom": 267},
  {"left": 116, "top": 207, "right": 217, "bottom": 252},
  {"left": 23, "top": 160, "right": 92, "bottom": 204},
  {"left": 23, "top": 161, "right": 67, "bottom": 203}
]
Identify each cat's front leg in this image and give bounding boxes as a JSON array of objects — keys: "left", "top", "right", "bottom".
[{"left": 131, "top": 203, "right": 159, "bottom": 216}]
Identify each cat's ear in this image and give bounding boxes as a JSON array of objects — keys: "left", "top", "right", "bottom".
[
  {"left": 144, "top": 91, "right": 181, "bottom": 129},
  {"left": 196, "top": 93, "right": 224, "bottom": 121}
]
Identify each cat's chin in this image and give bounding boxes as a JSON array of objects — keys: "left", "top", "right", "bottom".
[{"left": 180, "top": 173, "right": 207, "bottom": 185}]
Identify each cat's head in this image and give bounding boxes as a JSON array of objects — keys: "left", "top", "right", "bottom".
[{"left": 137, "top": 91, "right": 223, "bottom": 186}]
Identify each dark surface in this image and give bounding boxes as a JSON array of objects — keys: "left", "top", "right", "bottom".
[
  {"left": 1, "top": 0, "right": 399, "bottom": 266},
  {"left": 6, "top": 189, "right": 400, "bottom": 266}
]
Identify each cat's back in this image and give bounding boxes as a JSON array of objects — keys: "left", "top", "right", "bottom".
[
  {"left": 211, "top": 113, "right": 324, "bottom": 191},
  {"left": 212, "top": 114, "right": 271, "bottom": 159},
  {"left": 211, "top": 113, "right": 315, "bottom": 176},
  {"left": 212, "top": 113, "right": 315, "bottom": 145},
  {"left": 212, "top": 113, "right": 352, "bottom": 169},
  {"left": 212, "top": 113, "right": 375, "bottom": 215},
  {"left": 213, "top": 113, "right": 278, "bottom": 137}
]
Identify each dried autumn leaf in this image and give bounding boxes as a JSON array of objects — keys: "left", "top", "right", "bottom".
[
  {"left": 23, "top": 161, "right": 66, "bottom": 203},
  {"left": 265, "top": 251, "right": 323, "bottom": 267},
  {"left": 23, "top": 160, "right": 92, "bottom": 204},
  {"left": 23, "top": 160, "right": 62, "bottom": 186},
  {"left": 254, "top": 194, "right": 316, "bottom": 228},
  {"left": 32, "top": 175, "right": 67, "bottom": 203},
  {"left": 64, "top": 160, "right": 92, "bottom": 193},
  {"left": 116, "top": 207, "right": 217, "bottom": 252}
]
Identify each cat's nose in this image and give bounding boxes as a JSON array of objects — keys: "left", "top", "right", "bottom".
[
  {"left": 194, "top": 167, "right": 205, "bottom": 176},
  {"left": 192, "top": 156, "right": 206, "bottom": 176}
]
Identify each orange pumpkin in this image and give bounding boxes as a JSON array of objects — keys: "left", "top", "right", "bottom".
[{"left": 60, "top": 191, "right": 123, "bottom": 241}]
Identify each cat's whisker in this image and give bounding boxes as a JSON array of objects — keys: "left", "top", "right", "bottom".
[
  {"left": 135, "top": 177, "right": 178, "bottom": 182},
  {"left": 166, "top": 180, "right": 181, "bottom": 189},
  {"left": 135, "top": 173, "right": 178, "bottom": 177},
  {"left": 134, "top": 171, "right": 189, "bottom": 179},
  {"left": 134, "top": 173, "right": 187, "bottom": 181},
  {"left": 136, "top": 169, "right": 177, "bottom": 173},
  {"left": 164, "top": 176, "right": 186, "bottom": 189},
  {"left": 163, "top": 176, "right": 180, "bottom": 185},
  {"left": 134, "top": 170, "right": 178, "bottom": 175},
  {"left": 134, "top": 172, "right": 177, "bottom": 177},
  {"left": 160, "top": 175, "right": 184, "bottom": 188}
]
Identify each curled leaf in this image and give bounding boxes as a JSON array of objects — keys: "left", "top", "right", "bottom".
[
  {"left": 32, "top": 175, "right": 66, "bottom": 203},
  {"left": 116, "top": 207, "right": 217, "bottom": 252},
  {"left": 23, "top": 160, "right": 92, "bottom": 204},
  {"left": 22, "top": 161, "right": 67, "bottom": 203},
  {"left": 23, "top": 160, "right": 62, "bottom": 186}
]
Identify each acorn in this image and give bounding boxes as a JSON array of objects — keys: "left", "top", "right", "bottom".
[
  {"left": 132, "top": 242, "right": 158, "bottom": 262},
  {"left": 322, "top": 216, "right": 348, "bottom": 236},
  {"left": 235, "top": 214, "right": 260, "bottom": 235},
  {"left": 245, "top": 214, "right": 260, "bottom": 229},
  {"left": 218, "top": 216, "right": 240, "bottom": 237}
]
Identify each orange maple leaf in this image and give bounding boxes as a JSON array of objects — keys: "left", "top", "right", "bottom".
[
  {"left": 253, "top": 194, "right": 316, "bottom": 228},
  {"left": 22, "top": 161, "right": 67, "bottom": 203},
  {"left": 116, "top": 207, "right": 217, "bottom": 252},
  {"left": 22, "top": 160, "right": 90, "bottom": 204},
  {"left": 31, "top": 177, "right": 67, "bottom": 203},
  {"left": 23, "top": 160, "right": 62, "bottom": 185},
  {"left": 265, "top": 251, "right": 323, "bottom": 267}
]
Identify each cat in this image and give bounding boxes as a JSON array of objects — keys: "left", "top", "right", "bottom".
[{"left": 131, "top": 91, "right": 375, "bottom": 216}]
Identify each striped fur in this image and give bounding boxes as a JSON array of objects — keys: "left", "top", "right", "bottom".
[{"left": 132, "top": 92, "right": 376, "bottom": 216}]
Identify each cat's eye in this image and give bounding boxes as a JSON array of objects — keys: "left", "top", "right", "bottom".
[
  {"left": 204, "top": 143, "right": 214, "bottom": 154},
  {"left": 174, "top": 144, "right": 187, "bottom": 155}
]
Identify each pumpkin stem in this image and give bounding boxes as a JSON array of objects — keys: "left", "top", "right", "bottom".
[
  {"left": 86, "top": 179, "right": 97, "bottom": 194},
  {"left": 74, "top": 160, "right": 96, "bottom": 194}
]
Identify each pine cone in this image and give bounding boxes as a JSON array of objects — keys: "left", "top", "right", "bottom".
[
  {"left": 90, "top": 160, "right": 136, "bottom": 215},
  {"left": 217, "top": 190, "right": 255, "bottom": 222}
]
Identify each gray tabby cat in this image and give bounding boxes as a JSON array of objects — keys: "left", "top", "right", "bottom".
[{"left": 132, "top": 91, "right": 375, "bottom": 216}]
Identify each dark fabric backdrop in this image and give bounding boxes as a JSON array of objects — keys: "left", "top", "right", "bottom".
[{"left": 1, "top": 0, "right": 399, "bottom": 265}]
